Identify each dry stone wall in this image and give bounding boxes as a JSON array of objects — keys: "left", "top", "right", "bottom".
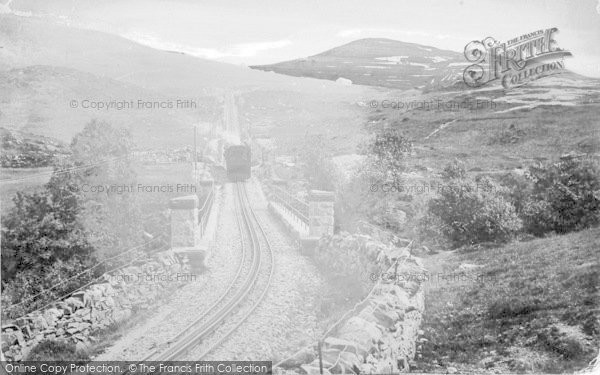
[
  {"left": 278, "top": 233, "right": 426, "bottom": 374},
  {"left": 1, "top": 251, "right": 189, "bottom": 361}
]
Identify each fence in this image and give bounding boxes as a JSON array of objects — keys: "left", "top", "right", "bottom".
[
  {"left": 269, "top": 185, "right": 310, "bottom": 230},
  {"left": 198, "top": 181, "right": 215, "bottom": 238}
]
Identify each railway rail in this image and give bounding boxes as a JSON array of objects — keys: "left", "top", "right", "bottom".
[{"left": 142, "top": 182, "right": 274, "bottom": 360}]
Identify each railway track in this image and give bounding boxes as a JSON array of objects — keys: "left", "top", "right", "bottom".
[{"left": 142, "top": 181, "right": 274, "bottom": 360}]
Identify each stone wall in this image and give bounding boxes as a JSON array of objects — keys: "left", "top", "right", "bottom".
[
  {"left": 308, "top": 190, "right": 335, "bottom": 238},
  {"left": 170, "top": 194, "right": 200, "bottom": 248},
  {"left": 277, "top": 233, "right": 426, "bottom": 374},
  {"left": 1, "top": 251, "right": 189, "bottom": 361}
]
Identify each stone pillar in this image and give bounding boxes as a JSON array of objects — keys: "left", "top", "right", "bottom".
[
  {"left": 169, "top": 195, "right": 200, "bottom": 248},
  {"left": 308, "top": 190, "right": 335, "bottom": 238}
]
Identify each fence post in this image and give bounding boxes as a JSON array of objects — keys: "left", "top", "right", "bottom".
[{"left": 318, "top": 340, "right": 324, "bottom": 375}]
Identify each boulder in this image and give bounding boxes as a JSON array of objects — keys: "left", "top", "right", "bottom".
[
  {"left": 74, "top": 307, "right": 92, "bottom": 318},
  {"left": 4, "top": 346, "right": 22, "bottom": 361},
  {"left": 15, "top": 317, "right": 31, "bottom": 328},
  {"left": 374, "top": 361, "right": 394, "bottom": 374},
  {"left": 64, "top": 296, "right": 85, "bottom": 311},
  {"left": 85, "top": 286, "right": 105, "bottom": 304},
  {"left": 43, "top": 308, "right": 63, "bottom": 326},
  {"left": 21, "top": 325, "right": 32, "bottom": 339},
  {"left": 30, "top": 315, "right": 49, "bottom": 331},
  {"left": 372, "top": 306, "right": 398, "bottom": 329},
  {"left": 96, "top": 296, "right": 116, "bottom": 309},
  {"left": 1, "top": 329, "right": 25, "bottom": 346},
  {"left": 337, "top": 351, "right": 362, "bottom": 373},
  {"left": 55, "top": 302, "right": 72, "bottom": 315},
  {"left": 1, "top": 324, "right": 20, "bottom": 332},
  {"left": 300, "top": 365, "right": 331, "bottom": 375},
  {"left": 71, "top": 291, "right": 90, "bottom": 307},
  {"left": 337, "top": 317, "right": 382, "bottom": 351},
  {"left": 359, "top": 362, "right": 376, "bottom": 374},
  {"left": 279, "top": 346, "right": 316, "bottom": 368},
  {"left": 387, "top": 247, "right": 410, "bottom": 261},
  {"left": 323, "top": 337, "right": 367, "bottom": 358}
]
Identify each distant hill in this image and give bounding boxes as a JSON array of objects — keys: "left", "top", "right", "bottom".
[
  {"left": 0, "top": 65, "right": 217, "bottom": 146},
  {"left": 0, "top": 14, "right": 373, "bottom": 95},
  {"left": 250, "top": 38, "right": 468, "bottom": 90},
  {"left": 0, "top": 14, "right": 374, "bottom": 149},
  {"left": 0, "top": 65, "right": 220, "bottom": 147}
]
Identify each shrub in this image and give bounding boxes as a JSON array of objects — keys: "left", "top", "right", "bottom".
[
  {"left": 537, "top": 328, "right": 587, "bottom": 360},
  {"left": 364, "top": 127, "right": 413, "bottom": 185},
  {"left": 426, "top": 162, "right": 522, "bottom": 247},
  {"left": 1, "top": 178, "right": 94, "bottom": 283},
  {"left": 521, "top": 157, "right": 600, "bottom": 236},
  {"left": 25, "top": 339, "right": 90, "bottom": 361},
  {"left": 298, "top": 134, "right": 338, "bottom": 191}
]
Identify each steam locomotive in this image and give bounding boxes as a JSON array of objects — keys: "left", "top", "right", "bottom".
[{"left": 224, "top": 144, "right": 251, "bottom": 181}]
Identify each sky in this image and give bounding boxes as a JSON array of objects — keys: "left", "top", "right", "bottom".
[{"left": 3, "top": 0, "right": 600, "bottom": 77}]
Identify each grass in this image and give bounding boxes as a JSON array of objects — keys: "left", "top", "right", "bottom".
[
  {"left": 414, "top": 227, "right": 599, "bottom": 373},
  {"left": 369, "top": 84, "right": 600, "bottom": 174}
]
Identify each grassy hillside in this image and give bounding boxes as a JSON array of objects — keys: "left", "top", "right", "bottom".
[
  {"left": 366, "top": 72, "right": 600, "bottom": 173},
  {"left": 415, "top": 227, "right": 599, "bottom": 373},
  {"left": 0, "top": 65, "right": 219, "bottom": 146}
]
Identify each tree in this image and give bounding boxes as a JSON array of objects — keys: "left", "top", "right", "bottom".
[
  {"left": 425, "top": 161, "right": 522, "bottom": 247},
  {"left": 1, "top": 120, "right": 141, "bottom": 317},
  {"left": 521, "top": 157, "right": 600, "bottom": 235},
  {"left": 69, "top": 120, "right": 143, "bottom": 259},
  {"left": 365, "top": 127, "right": 413, "bottom": 185},
  {"left": 1, "top": 174, "right": 93, "bottom": 282},
  {"left": 299, "top": 134, "right": 337, "bottom": 191},
  {"left": 1, "top": 167, "right": 100, "bottom": 317}
]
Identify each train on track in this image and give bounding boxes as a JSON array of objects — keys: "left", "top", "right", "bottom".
[{"left": 224, "top": 143, "right": 251, "bottom": 181}]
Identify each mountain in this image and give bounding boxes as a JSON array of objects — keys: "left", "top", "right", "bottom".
[
  {"left": 0, "top": 14, "right": 376, "bottom": 95},
  {"left": 250, "top": 38, "right": 468, "bottom": 90}
]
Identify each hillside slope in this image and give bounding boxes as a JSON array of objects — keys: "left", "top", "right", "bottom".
[
  {"left": 0, "top": 14, "right": 374, "bottom": 95},
  {"left": 363, "top": 71, "right": 600, "bottom": 174},
  {"left": 416, "top": 227, "right": 600, "bottom": 373},
  {"left": 0, "top": 15, "right": 375, "bottom": 149},
  {"left": 0, "top": 65, "right": 219, "bottom": 146}
]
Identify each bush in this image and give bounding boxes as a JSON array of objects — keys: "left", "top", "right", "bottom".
[
  {"left": 299, "top": 134, "right": 338, "bottom": 191},
  {"left": 25, "top": 339, "right": 90, "bottom": 361},
  {"left": 425, "top": 162, "right": 522, "bottom": 247},
  {"left": 521, "top": 157, "right": 600, "bottom": 236},
  {"left": 1, "top": 177, "right": 95, "bottom": 283},
  {"left": 364, "top": 127, "right": 413, "bottom": 185},
  {"left": 537, "top": 328, "right": 587, "bottom": 360}
]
